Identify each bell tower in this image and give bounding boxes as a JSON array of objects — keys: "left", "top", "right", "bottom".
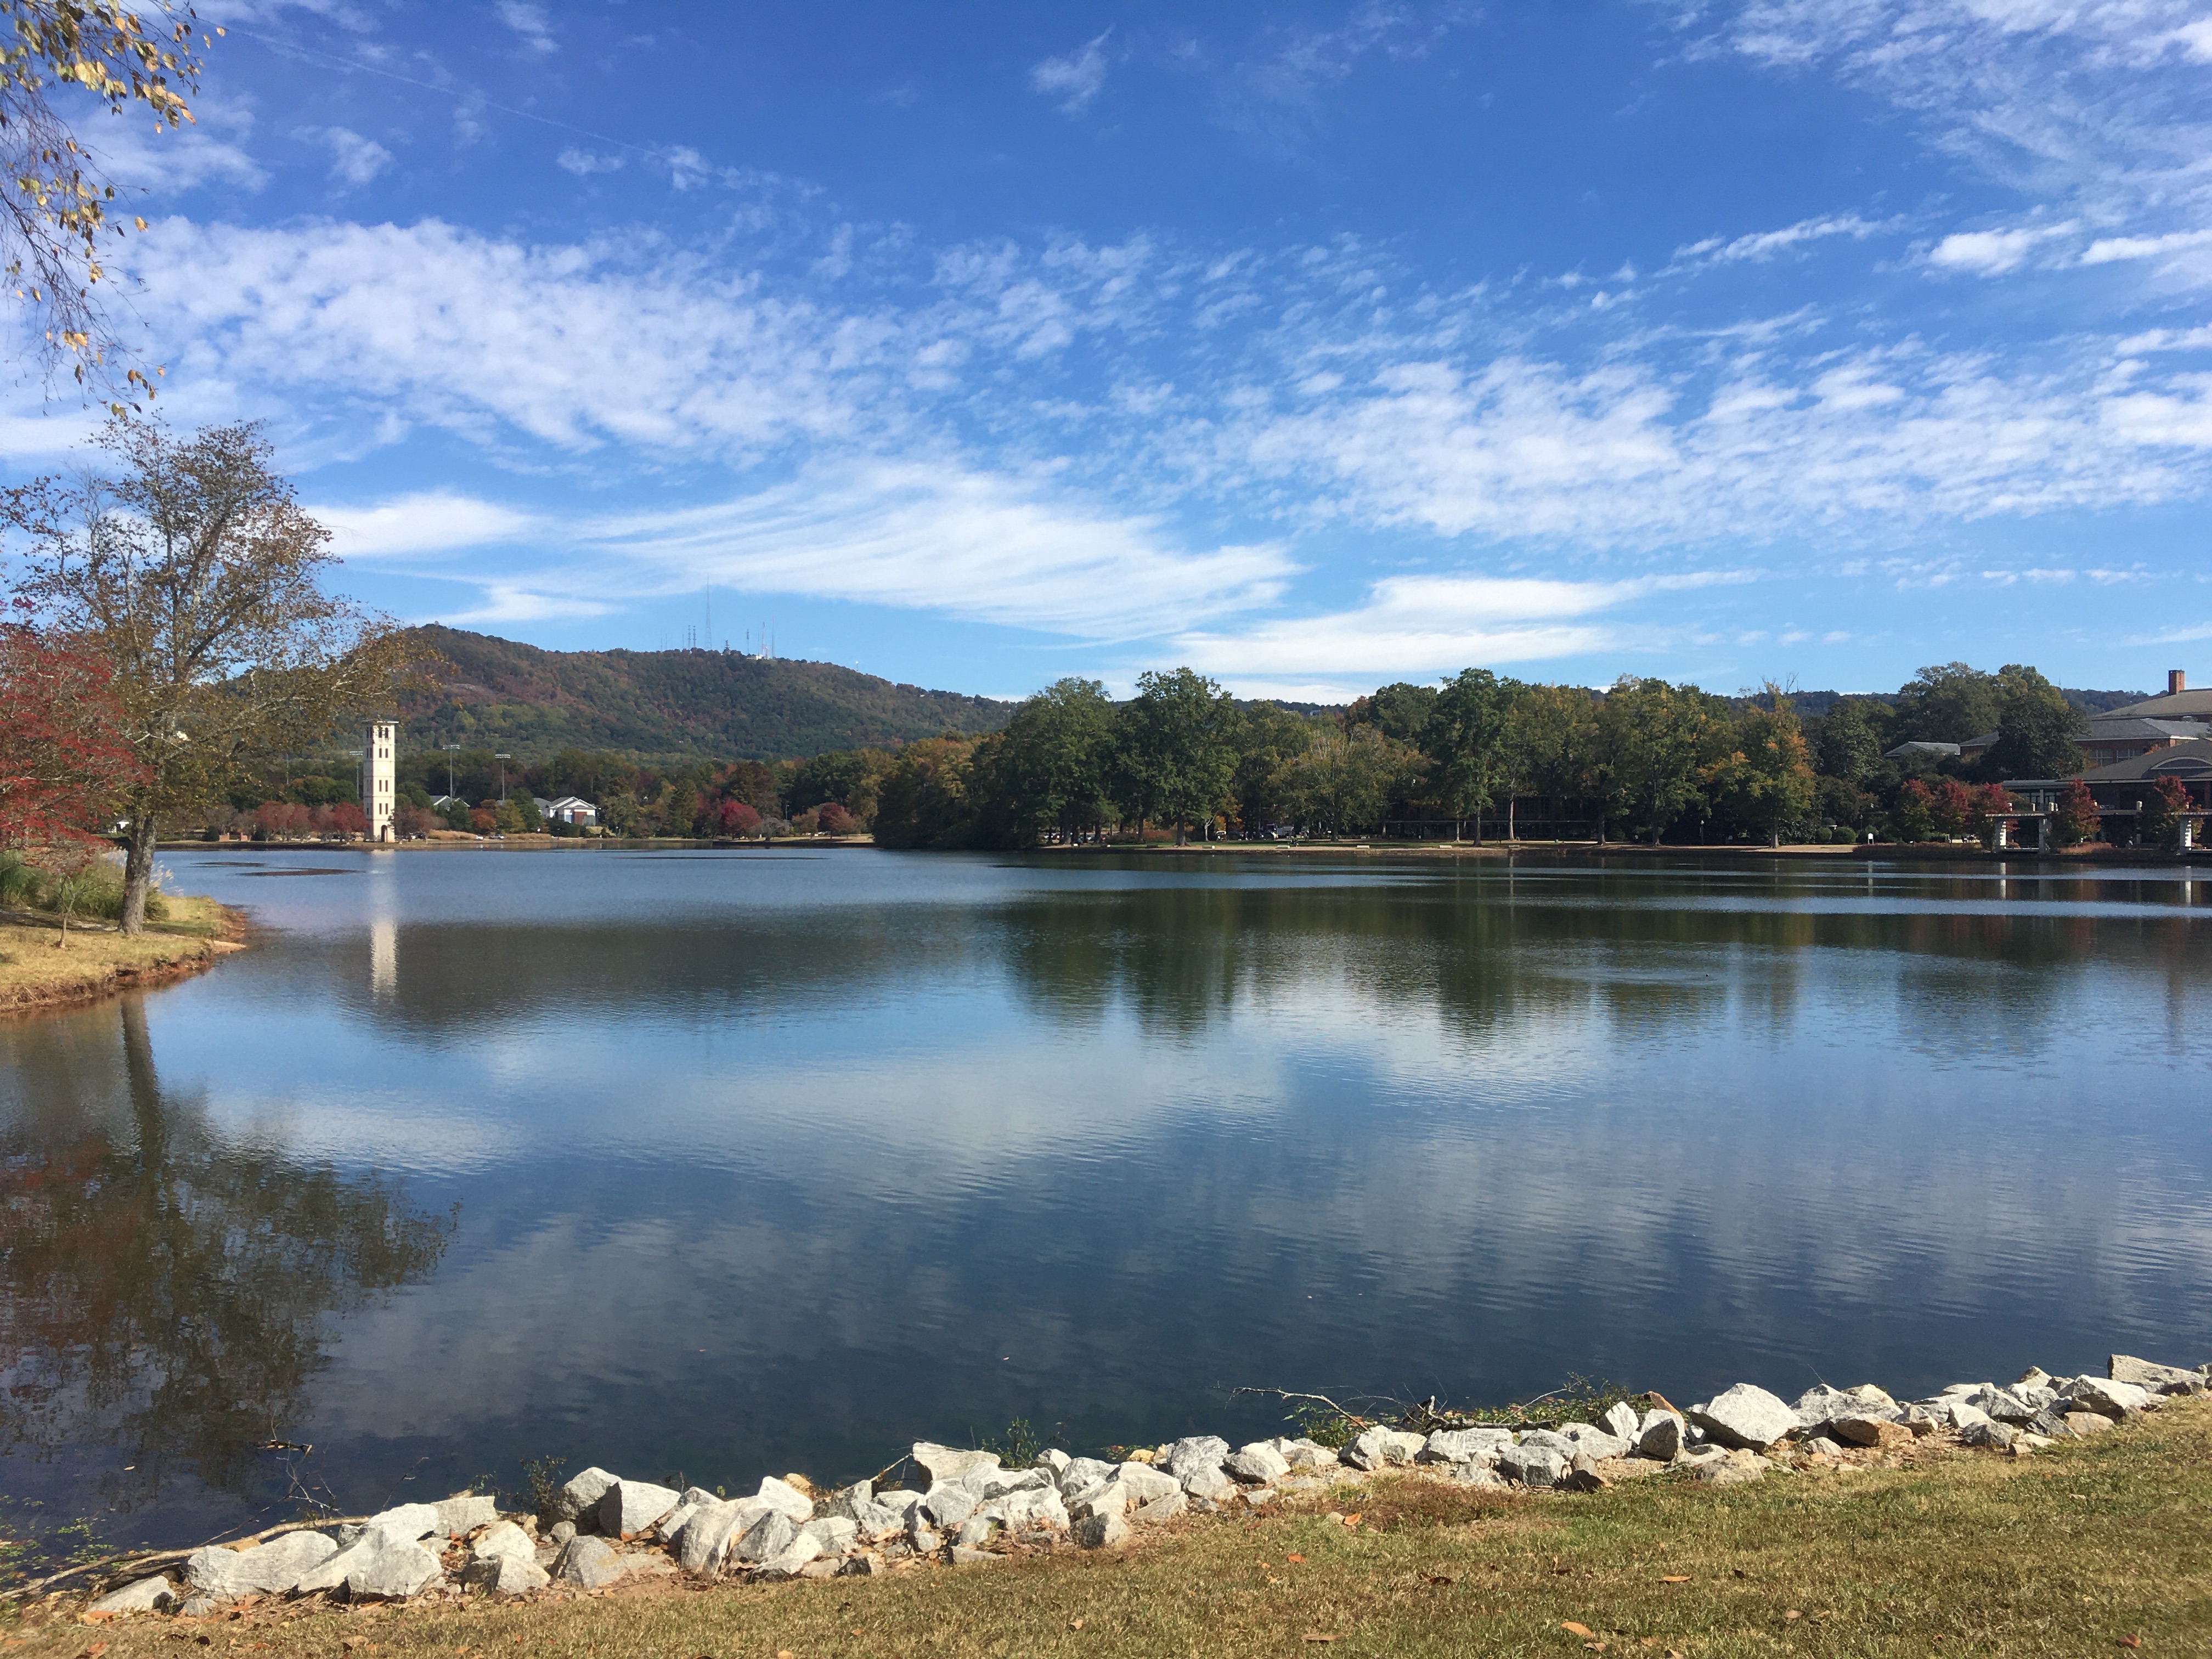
[{"left": 361, "top": 721, "right": 397, "bottom": 843}]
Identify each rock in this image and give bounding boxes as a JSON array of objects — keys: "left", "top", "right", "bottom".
[
  {"left": 819, "top": 1479, "right": 872, "bottom": 1524},
  {"left": 755, "top": 1536, "right": 824, "bottom": 1579},
  {"left": 1224, "top": 1442, "right": 1291, "bottom": 1484},
  {"left": 839, "top": 1552, "right": 887, "bottom": 1576},
  {"left": 975, "top": 1468, "right": 1052, "bottom": 1500},
  {"left": 1688, "top": 1384, "right": 1801, "bottom": 1453},
  {"left": 1793, "top": 1385, "right": 1895, "bottom": 1430},
  {"left": 360, "top": 1504, "right": 441, "bottom": 1547},
  {"left": 1271, "top": 1437, "right": 1341, "bottom": 1471},
  {"left": 1599, "top": 1402, "right": 1641, "bottom": 1442},
  {"left": 800, "top": 1516, "right": 858, "bottom": 1554},
  {"left": 1559, "top": 1425, "right": 1632, "bottom": 1461},
  {"left": 1445, "top": 1463, "right": 1506, "bottom": 1487},
  {"left": 1057, "top": 1457, "right": 1116, "bottom": 1496},
  {"left": 2111, "top": 1355, "right": 2205, "bottom": 1395},
  {"left": 1694, "top": 1449, "right": 1771, "bottom": 1486},
  {"left": 597, "top": 1480, "right": 680, "bottom": 1538},
  {"left": 1497, "top": 1444, "right": 1568, "bottom": 1488},
  {"left": 1162, "top": 1436, "right": 1231, "bottom": 1479},
  {"left": 733, "top": 1509, "right": 798, "bottom": 1566},
  {"left": 461, "top": 1554, "right": 549, "bottom": 1595},
  {"left": 922, "top": 1482, "right": 979, "bottom": 1530},
  {"left": 1037, "top": 1449, "right": 1072, "bottom": 1474},
  {"left": 550, "top": 1468, "right": 619, "bottom": 1525},
  {"left": 1178, "top": 1463, "right": 1238, "bottom": 1502},
  {"left": 798, "top": 1559, "right": 843, "bottom": 1579},
  {"left": 186, "top": 1532, "right": 339, "bottom": 1600},
  {"left": 2064, "top": 1376, "right": 2151, "bottom": 1419},
  {"left": 949, "top": 1545, "right": 1002, "bottom": 1566},
  {"left": 177, "top": 1594, "right": 222, "bottom": 1618},
  {"left": 1561, "top": 1454, "right": 1610, "bottom": 1493},
  {"left": 1074, "top": 1509, "right": 1130, "bottom": 1549},
  {"left": 1514, "top": 1429, "right": 1577, "bottom": 1455},
  {"left": 755, "top": 1476, "right": 816, "bottom": 1522},
  {"left": 548, "top": 1520, "right": 577, "bottom": 1545},
  {"left": 342, "top": 1534, "right": 445, "bottom": 1600},
  {"left": 1071, "top": 1463, "right": 1179, "bottom": 1516},
  {"left": 552, "top": 1536, "right": 625, "bottom": 1590},
  {"left": 978, "top": 1487, "right": 1068, "bottom": 1532},
  {"left": 912, "top": 1442, "right": 1001, "bottom": 1486},
  {"left": 1420, "top": 1427, "right": 1513, "bottom": 1465},
  {"left": 1343, "top": 1427, "right": 1424, "bottom": 1470},
  {"left": 675, "top": 1500, "right": 768, "bottom": 1575},
  {"left": 954, "top": 1518, "right": 998, "bottom": 1548},
  {"left": 432, "top": 1494, "right": 499, "bottom": 1538},
  {"left": 1637, "top": 1411, "right": 1684, "bottom": 1461},
  {"left": 1959, "top": 1417, "right": 2017, "bottom": 1449},
  {"left": 1961, "top": 1385, "right": 2035, "bottom": 1423},
  {"left": 2064, "top": 1410, "right": 2113, "bottom": 1435},
  {"left": 1136, "top": 1490, "right": 1187, "bottom": 1522},
  {"left": 657, "top": 1488, "right": 720, "bottom": 1542},
  {"left": 90, "top": 1575, "right": 174, "bottom": 1615},
  {"left": 1945, "top": 1401, "right": 1996, "bottom": 1432},
  {"left": 472, "top": 1522, "right": 537, "bottom": 1564},
  {"left": 1831, "top": 1415, "right": 1910, "bottom": 1449},
  {"left": 1802, "top": 1435, "right": 1845, "bottom": 1458},
  {"left": 909, "top": 1525, "right": 941, "bottom": 1554}
]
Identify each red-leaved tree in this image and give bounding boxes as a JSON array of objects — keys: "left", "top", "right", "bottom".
[
  {"left": 716, "top": 800, "right": 761, "bottom": 835},
  {"left": 1928, "top": 776, "right": 1976, "bottom": 838},
  {"left": 817, "top": 802, "right": 856, "bottom": 835},
  {"left": 2055, "top": 780, "right": 2102, "bottom": 846},
  {"left": 0, "top": 610, "right": 145, "bottom": 848},
  {"left": 1971, "top": 782, "right": 2014, "bottom": 848}
]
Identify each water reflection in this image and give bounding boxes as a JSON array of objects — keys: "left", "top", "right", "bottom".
[
  {"left": 0, "top": 849, "right": 2207, "bottom": 1548},
  {"left": 0, "top": 1001, "right": 454, "bottom": 1512}
]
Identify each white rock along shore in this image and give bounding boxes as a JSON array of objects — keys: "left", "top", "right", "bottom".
[{"left": 83, "top": 1350, "right": 2208, "bottom": 1619}]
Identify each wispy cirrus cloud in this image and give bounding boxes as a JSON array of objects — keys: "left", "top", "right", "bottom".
[{"left": 1030, "top": 32, "right": 1114, "bottom": 114}]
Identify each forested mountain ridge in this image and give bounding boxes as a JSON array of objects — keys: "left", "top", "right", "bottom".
[{"left": 397, "top": 627, "right": 1014, "bottom": 761}]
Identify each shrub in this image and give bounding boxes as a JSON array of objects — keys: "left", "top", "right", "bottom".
[{"left": 2055, "top": 780, "right": 2101, "bottom": 846}]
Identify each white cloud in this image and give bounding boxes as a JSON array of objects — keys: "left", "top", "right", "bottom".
[
  {"left": 2079, "top": 228, "right": 2212, "bottom": 264},
  {"left": 1672, "top": 213, "right": 1892, "bottom": 267},
  {"left": 1165, "top": 570, "right": 1750, "bottom": 682},
  {"left": 495, "top": 1, "right": 556, "bottom": 55},
  {"left": 556, "top": 147, "right": 625, "bottom": 177},
  {"left": 1030, "top": 32, "right": 1113, "bottom": 114},
  {"left": 321, "top": 127, "right": 393, "bottom": 186},
  {"left": 313, "top": 490, "right": 543, "bottom": 559},
  {"left": 1928, "top": 223, "right": 2074, "bottom": 275},
  {"left": 573, "top": 464, "right": 1295, "bottom": 638},
  {"left": 441, "top": 583, "right": 616, "bottom": 625}
]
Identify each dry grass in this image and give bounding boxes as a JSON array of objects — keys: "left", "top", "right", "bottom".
[
  {"left": 0, "top": 895, "right": 240, "bottom": 1012},
  {"left": 28, "top": 1399, "right": 2212, "bottom": 1657}
]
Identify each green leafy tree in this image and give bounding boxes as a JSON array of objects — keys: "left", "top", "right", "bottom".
[
  {"left": 1703, "top": 685, "right": 1817, "bottom": 846},
  {"left": 995, "top": 677, "right": 1116, "bottom": 845},
  {"left": 1279, "top": 725, "right": 1417, "bottom": 837},
  {"left": 1345, "top": 681, "right": 1436, "bottom": 745},
  {"left": 663, "top": 776, "right": 699, "bottom": 838},
  {"left": 1421, "top": 668, "right": 1515, "bottom": 843},
  {"left": 871, "top": 735, "right": 982, "bottom": 848},
  {"left": 1503, "top": 683, "right": 1598, "bottom": 839},
  {"left": 1983, "top": 664, "right": 2086, "bottom": 779},
  {"left": 1228, "top": 702, "right": 1316, "bottom": 834},
  {"left": 1814, "top": 698, "right": 1885, "bottom": 786},
  {"left": 1595, "top": 676, "right": 1719, "bottom": 843},
  {"left": 1112, "top": 668, "right": 1242, "bottom": 843},
  {"left": 1892, "top": 663, "right": 2002, "bottom": 744}
]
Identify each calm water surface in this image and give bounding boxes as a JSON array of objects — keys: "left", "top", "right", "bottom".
[{"left": 3, "top": 848, "right": 2209, "bottom": 1548}]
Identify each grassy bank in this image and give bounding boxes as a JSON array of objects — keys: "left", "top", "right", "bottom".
[
  {"left": 37, "top": 1398, "right": 2211, "bottom": 1657},
  {"left": 0, "top": 893, "right": 241, "bottom": 1014}
]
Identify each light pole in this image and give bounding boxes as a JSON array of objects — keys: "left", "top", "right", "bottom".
[
  {"left": 444, "top": 743, "right": 460, "bottom": 799},
  {"left": 496, "top": 753, "right": 511, "bottom": 803}
]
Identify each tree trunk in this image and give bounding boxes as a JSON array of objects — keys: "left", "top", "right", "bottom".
[
  {"left": 1471, "top": 803, "right": 1483, "bottom": 847},
  {"left": 122, "top": 811, "right": 159, "bottom": 936},
  {"left": 1508, "top": 796, "right": 1516, "bottom": 844}
]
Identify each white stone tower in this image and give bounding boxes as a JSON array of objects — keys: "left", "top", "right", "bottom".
[{"left": 361, "top": 721, "right": 397, "bottom": 843}]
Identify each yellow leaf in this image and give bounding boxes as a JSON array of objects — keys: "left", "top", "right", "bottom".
[{"left": 1562, "top": 1623, "right": 1597, "bottom": 1639}]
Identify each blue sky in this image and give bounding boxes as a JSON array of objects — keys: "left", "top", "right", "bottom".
[{"left": 8, "top": 0, "right": 2212, "bottom": 701}]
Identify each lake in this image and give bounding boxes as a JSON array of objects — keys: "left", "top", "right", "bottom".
[{"left": 3, "top": 847, "right": 2208, "bottom": 1552}]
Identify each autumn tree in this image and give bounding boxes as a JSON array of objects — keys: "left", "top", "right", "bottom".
[
  {"left": 1502, "top": 682, "right": 1597, "bottom": 840},
  {"left": 1279, "top": 724, "right": 1417, "bottom": 837},
  {"left": 1704, "top": 684, "right": 1817, "bottom": 847},
  {"left": 0, "top": 602, "right": 142, "bottom": 844},
  {"left": 1928, "top": 776, "right": 1976, "bottom": 839},
  {"left": 1888, "top": 777, "right": 1936, "bottom": 842},
  {"left": 2054, "top": 780, "right": 2102, "bottom": 846},
  {"left": 1228, "top": 701, "right": 1315, "bottom": 834},
  {"left": 2140, "top": 775, "right": 2193, "bottom": 850},
  {"left": 1421, "top": 667, "right": 1515, "bottom": 843},
  {"left": 3, "top": 418, "right": 427, "bottom": 932},
  {"left": 3, "top": 1, "right": 213, "bottom": 405}
]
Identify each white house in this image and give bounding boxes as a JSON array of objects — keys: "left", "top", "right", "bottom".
[{"left": 538, "top": 795, "right": 600, "bottom": 827}]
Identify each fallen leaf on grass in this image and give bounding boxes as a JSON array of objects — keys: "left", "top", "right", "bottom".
[
  {"left": 1068, "top": 1620, "right": 1084, "bottom": 1630},
  {"left": 1562, "top": 1623, "right": 1597, "bottom": 1639},
  {"left": 2118, "top": 1639, "right": 2142, "bottom": 1650},
  {"left": 1341, "top": 1514, "right": 1362, "bottom": 1528},
  {"left": 1784, "top": 1610, "right": 1802, "bottom": 1621},
  {"left": 1286, "top": 1554, "right": 1305, "bottom": 1564},
  {"left": 1304, "top": 1635, "right": 1339, "bottom": 1644},
  {"left": 1421, "top": 1573, "right": 1455, "bottom": 1586},
  {"left": 1658, "top": 1575, "right": 1691, "bottom": 1584}
]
